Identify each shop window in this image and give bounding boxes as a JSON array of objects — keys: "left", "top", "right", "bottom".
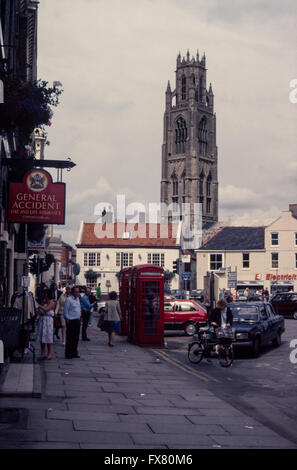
[
  {"left": 243, "top": 253, "right": 250, "bottom": 269},
  {"left": 271, "top": 253, "right": 279, "bottom": 269},
  {"left": 210, "top": 254, "right": 223, "bottom": 270},
  {"left": 271, "top": 233, "right": 279, "bottom": 246}
]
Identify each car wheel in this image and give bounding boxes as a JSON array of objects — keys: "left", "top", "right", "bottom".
[
  {"left": 272, "top": 331, "right": 282, "bottom": 347},
  {"left": 252, "top": 337, "right": 261, "bottom": 358},
  {"left": 184, "top": 323, "right": 196, "bottom": 336},
  {"left": 293, "top": 312, "right": 297, "bottom": 320}
]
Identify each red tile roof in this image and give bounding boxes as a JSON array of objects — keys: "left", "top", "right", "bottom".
[{"left": 77, "top": 223, "right": 180, "bottom": 248}]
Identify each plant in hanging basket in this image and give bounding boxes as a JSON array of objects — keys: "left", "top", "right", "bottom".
[{"left": 0, "top": 77, "right": 63, "bottom": 144}]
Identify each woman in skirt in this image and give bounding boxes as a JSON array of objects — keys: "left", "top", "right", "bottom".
[
  {"left": 36, "top": 289, "right": 55, "bottom": 360},
  {"left": 103, "top": 291, "right": 122, "bottom": 347}
]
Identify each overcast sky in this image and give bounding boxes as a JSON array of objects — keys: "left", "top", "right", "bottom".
[{"left": 37, "top": 0, "right": 297, "bottom": 245}]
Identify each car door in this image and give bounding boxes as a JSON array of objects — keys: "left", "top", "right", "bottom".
[
  {"left": 289, "top": 294, "right": 297, "bottom": 317},
  {"left": 271, "top": 294, "right": 284, "bottom": 315},
  {"left": 259, "top": 307, "right": 271, "bottom": 345},
  {"left": 163, "top": 302, "right": 175, "bottom": 329},
  {"left": 174, "top": 301, "right": 195, "bottom": 327},
  {"left": 265, "top": 304, "right": 277, "bottom": 341}
]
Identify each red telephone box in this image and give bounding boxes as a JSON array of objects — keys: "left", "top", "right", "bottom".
[
  {"left": 119, "top": 267, "right": 132, "bottom": 336},
  {"left": 128, "top": 264, "right": 164, "bottom": 347}
]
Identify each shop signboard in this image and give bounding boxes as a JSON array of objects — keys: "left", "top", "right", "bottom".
[{"left": 8, "top": 169, "right": 65, "bottom": 224}]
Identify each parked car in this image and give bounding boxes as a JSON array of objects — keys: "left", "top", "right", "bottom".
[
  {"left": 189, "top": 290, "right": 204, "bottom": 303},
  {"left": 170, "top": 289, "right": 183, "bottom": 299},
  {"left": 164, "top": 299, "right": 207, "bottom": 335},
  {"left": 229, "top": 302, "right": 285, "bottom": 357},
  {"left": 271, "top": 292, "right": 297, "bottom": 319}
]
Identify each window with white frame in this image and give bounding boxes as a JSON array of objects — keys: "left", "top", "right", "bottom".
[
  {"left": 242, "top": 253, "right": 250, "bottom": 269},
  {"left": 271, "top": 233, "right": 279, "bottom": 246},
  {"left": 116, "top": 253, "right": 121, "bottom": 266},
  {"left": 295, "top": 253, "right": 297, "bottom": 269},
  {"left": 147, "top": 253, "right": 152, "bottom": 264},
  {"left": 129, "top": 253, "right": 133, "bottom": 266},
  {"left": 86, "top": 276, "right": 97, "bottom": 289},
  {"left": 210, "top": 254, "right": 223, "bottom": 270},
  {"left": 84, "top": 253, "right": 88, "bottom": 266},
  {"left": 88, "top": 253, "right": 96, "bottom": 266},
  {"left": 96, "top": 253, "right": 101, "bottom": 266},
  {"left": 295, "top": 233, "right": 297, "bottom": 246},
  {"left": 271, "top": 253, "right": 279, "bottom": 269},
  {"left": 161, "top": 254, "right": 165, "bottom": 267},
  {"left": 152, "top": 254, "right": 160, "bottom": 266},
  {"left": 122, "top": 253, "right": 129, "bottom": 267}
]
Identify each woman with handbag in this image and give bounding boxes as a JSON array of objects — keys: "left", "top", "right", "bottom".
[
  {"left": 55, "top": 286, "right": 71, "bottom": 345},
  {"left": 36, "top": 289, "right": 55, "bottom": 360},
  {"left": 103, "top": 291, "right": 122, "bottom": 347}
]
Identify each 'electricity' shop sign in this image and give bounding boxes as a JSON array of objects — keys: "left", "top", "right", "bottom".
[{"left": 8, "top": 169, "right": 65, "bottom": 224}]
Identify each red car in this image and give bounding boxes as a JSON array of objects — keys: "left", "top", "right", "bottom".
[{"left": 164, "top": 299, "right": 207, "bottom": 335}]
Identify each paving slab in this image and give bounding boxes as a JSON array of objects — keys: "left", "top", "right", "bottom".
[
  {"left": 47, "top": 430, "right": 134, "bottom": 445},
  {"left": 73, "top": 420, "right": 151, "bottom": 433}
]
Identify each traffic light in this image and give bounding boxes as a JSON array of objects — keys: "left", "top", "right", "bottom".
[
  {"left": 29, "top": 257, "right": 38, "bottom": 275},
  {"left": 173, "top": 259, "right": 179, "bottom": 274}
]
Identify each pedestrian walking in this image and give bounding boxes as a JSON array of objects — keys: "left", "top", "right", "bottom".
[
  {"left": 63, "top": 286, "right": 82, "bottom": 359},
  {"left": 55, "top": 286, "right": 71, "bottom": 345},
  {"left": 103, "top": 291, "right": 122, "bottom": 347},
  {"left": 80, "top": 287, "right": 96, "bottom": 341},
  {"left": 96, "top": 283, "right": 101, "bottom": 302},
  {"left": 264, "top": 287, "right": 270, "bottom": 302},
  {"left": 36, "top": 289, "right": 55, "bottom": 360},
  {"left": 243, "top": 288, "right": 249, "bottom": 298}
]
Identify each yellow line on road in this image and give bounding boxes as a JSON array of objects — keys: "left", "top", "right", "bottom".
[{"left": 152, "top": 349, "right": 220, "bottom": 383}]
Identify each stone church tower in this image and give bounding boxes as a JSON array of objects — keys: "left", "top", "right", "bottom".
[{"left": 160, "top": 51, "right": 218, "bottom": 226}]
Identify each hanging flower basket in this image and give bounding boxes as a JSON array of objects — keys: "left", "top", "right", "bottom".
[
  {"left": 84, "top": 269, "right": 100, "bottom": 279},
  {"left": 0, "top": 77, "right": 63, "bottom": 144}
]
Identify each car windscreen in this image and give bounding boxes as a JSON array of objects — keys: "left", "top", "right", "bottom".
[{"left": 230, "top": 306, "right": 259, "bottom": 322}]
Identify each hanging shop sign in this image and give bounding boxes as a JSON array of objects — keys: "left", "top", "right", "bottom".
[{"left": 8, "top": 169, "right": 65, "bottom": 224}]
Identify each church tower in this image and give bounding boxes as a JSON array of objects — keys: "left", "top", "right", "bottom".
[{"left": 160, "top": 50, "right": 218, "bottom": 225}]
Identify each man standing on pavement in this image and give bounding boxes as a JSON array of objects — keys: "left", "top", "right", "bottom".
[
  {"left": 80, "top": 287, "right": 95, "bottom": 341},
  {"left": 63, "top": 286, "right": 81, "bottom": 359}
]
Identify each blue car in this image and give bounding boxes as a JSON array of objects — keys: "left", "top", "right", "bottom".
[{"left": 229, "top": 302, "right": 285, "bottom": 358}]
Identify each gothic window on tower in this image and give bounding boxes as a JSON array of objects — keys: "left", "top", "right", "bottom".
[
  {"left": 172, "top": 176, "right": 179, "bottom": 204},
  {"left": 181, "top": 75, "right": 186, "bottom": 100},
  {"left": 195, "top": 88, "right": 199, "bottom": 102},
  {"left": 206, "top": 173, "right": 212, "bottom": 197},
  {"left": 199, "top": 77, "right": 203, "bottom": 102},
  {"left": 198, "top": 117, "right": 208, "bottom": 156},
  {"left": 175, "top": 117, "right": 187, "bottom": 154},
  {"left": 192, "top": 74, "right": 195, "bottom": 85},
  {"left": 199, "top": 172, "right": 204, "bottom": 206},
  {"left": 206, "top": 198, "right": 211, "bottom": 213}
]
